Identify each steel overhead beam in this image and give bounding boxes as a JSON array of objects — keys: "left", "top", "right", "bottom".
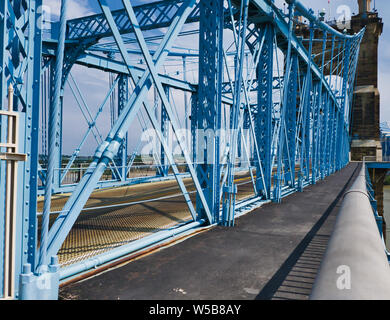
[
  {"left": 66, "top": 0, "right": 201, "bottom": 41},
  {"left": 88, "top": 47, "right": 200, "bottom": 58},
  {"left": 42, "top": 43, "right": 196, "bottom": 92},
  {"left": 43, "top": 43, "right": 234, "bottom": 105},
  {"left": 77, "top": 53, "right": 197, "bottom": 93},
  {"left": 65, "top": 0, "right": 248, "bottom": 43}
]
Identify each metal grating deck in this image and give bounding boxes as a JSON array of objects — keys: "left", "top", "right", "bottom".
[{"left": 37, "top": 172, "right": 255, "bottom": 267}]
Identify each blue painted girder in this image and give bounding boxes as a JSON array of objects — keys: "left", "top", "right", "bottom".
[{"left": 43, "top": 0, "right": 203, "bottom": 262}]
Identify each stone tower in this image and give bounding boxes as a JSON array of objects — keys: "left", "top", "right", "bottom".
[
  {"left": 358, "top": 0, "right": 371, "bottom": 15},
  {"left": 350, "top": 0, "right": 383, "bottom": 161}
]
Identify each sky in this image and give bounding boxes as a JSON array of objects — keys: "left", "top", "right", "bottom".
[{"left": 41, "top": 0, "right": 390, "bottom": 156}]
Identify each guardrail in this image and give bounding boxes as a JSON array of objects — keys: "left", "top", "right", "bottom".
[{"left": 310, "top": 163, "right": 390, "bottom": 300}]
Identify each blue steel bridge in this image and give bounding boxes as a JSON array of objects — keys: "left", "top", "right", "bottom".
[{"left": 1, "top": 0, "right": 389, "bottom": 300}]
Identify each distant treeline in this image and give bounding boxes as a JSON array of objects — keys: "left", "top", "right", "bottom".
[
  {"left": 385, "top": 174, "right": 390, "bottom": 186},
  {"left": 38, "top": 155, "right": 145, "bottom": 167}
]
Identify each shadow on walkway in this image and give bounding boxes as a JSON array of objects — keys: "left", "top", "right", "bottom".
[{"left": 256, "top": 164, "right": 360, "bottom": 300}]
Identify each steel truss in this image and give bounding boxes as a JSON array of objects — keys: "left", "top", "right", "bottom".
[{"left": 0, "top": 0, "right": 364, "bottom": 299}]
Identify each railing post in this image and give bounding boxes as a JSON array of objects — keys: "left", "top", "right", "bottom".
[{"left": 1, "top": 85, "right": 27, "bottom": 299}]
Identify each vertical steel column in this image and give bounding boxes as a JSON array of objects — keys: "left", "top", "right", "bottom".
[
  {"left": 283, "top": 53, "right": 298, "bottom": 187},
  {"left": 39, "top": 0, "right": 68, "bottom": 270},
  {"left": 312, "top": 81, "right": 322, "bottom": 183},
  {"left": 312, "top": 32, "right": 328, "bottom": 183},
  {"left": 274, "top": 2, "right": 294, "bottom": 202},
  {"left": 48, "top": 60, "right": 63, "bottom": 190},
  {"left": 323, "top": 35, "right": 335, "bottom": 177},
  {"left": 320, "top": 92, "right": 330, "bottom": 179},
  {"left": 332, "top": 39, "right": 342, "bottom": 172},
  {"left": 332, "top": 101, "right": 339, "bottom": 173},
  {"left": 242, "top": 109, "right": 251, "bottom": 167},
  {"left": 196, "top": 0, "right": 224, "bottom": 223},
  {"left": 22, "top": 0, "right": 43, "bottom": 278},
  {"left": 255, "top": 24, "right": 273, "bottom": 199},
  {"left": 337, "top": 39, "right": 351, "bottom": 170},
  {"left": 0, "top": 0, "right": 8, "bottom": 298},
  {"left": 160, "top": 85, "right": 170, "bottom": 177},
  {"left": 191, "top": 92, "right": 198, "bottom": 164},
  {"left": 116, "top": 75, "right": 128, "bottom": 181},
  {"left": 299, "top": 24, "right": 314, "bottom": 189},
  {"left": 311, "top": 81, "right": 320, "bottom": 183},
  {"left": 328, "top": 102, "right": 336, "bottom": 174},
  {"left": 237, "top": 125, "right": 242, "bottom": 166},
  {"left": 183, "top": 56, "right": 190, "bottom": 153},
  {"left": 223, "top": 0, "right": 249, "bottom": 225},
  {"left": 0, "top": 0, "right": 43, "bottom": 299}
]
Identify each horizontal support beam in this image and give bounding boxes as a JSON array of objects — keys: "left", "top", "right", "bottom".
[
  {"left": 43, "top": 43, "right": 234, "bottom": 104},
  {"left": 76, "top": 52, "right": 197, "bottom": 92},
  {"left": 0, "top": 153, "right": 27, "bottom": 162},
  {"left": 366, "top": 162, "right": 390, "bottom": 169},
  {"left": 42, "top": 43, "right": 196, "bottom": 92}
]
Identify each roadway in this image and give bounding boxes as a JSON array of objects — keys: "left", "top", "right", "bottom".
[{"left": 59, "top": 163, "right": 360, "bottom": 300}]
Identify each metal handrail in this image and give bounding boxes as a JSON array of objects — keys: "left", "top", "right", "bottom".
[{"left": 310, "top": 163, "right": 390, "bottom": 300}]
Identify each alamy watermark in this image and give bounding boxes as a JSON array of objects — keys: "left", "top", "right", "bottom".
[
  {"left": 336, "top": 5, "right": 352, "bottom": 30},
  {"left": 140, "top": 128, "right": 252, "bottom": 166},
  {"left": 336, "top": 265, "right": 351, "bottom": 290},
  {"left": 36, "top": 5, "right": 54, "bottom": 31}
]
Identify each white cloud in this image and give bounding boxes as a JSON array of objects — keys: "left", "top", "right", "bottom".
[
  {"left": 378, "top": 70, "right": 390, "bottom": 121},
  {"left": 43, "top": 0, "right": 94, "bottom": 20}
]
